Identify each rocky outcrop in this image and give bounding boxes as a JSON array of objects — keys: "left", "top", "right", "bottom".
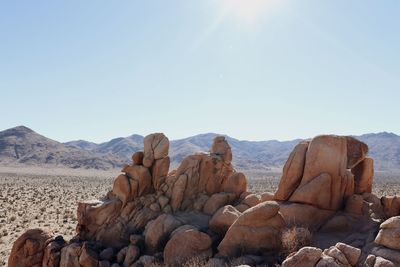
[
  {"left": 9, "top": 133, "right": 400, "bottom": 267},
  {"left": 218, "top": 201, "right": 285, "bottom": 257},
  {"left": 8, "top": 229, "right": 53, "bottom": 267}
]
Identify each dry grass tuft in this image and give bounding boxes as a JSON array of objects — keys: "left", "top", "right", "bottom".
[{"left": 281, "top": 226, "right": 312, "bottom": 257}]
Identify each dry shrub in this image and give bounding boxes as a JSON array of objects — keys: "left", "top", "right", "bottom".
[
  {"left": 182, "top": 257, "right": 208, "bottom": 267},
  {"left": 281, "top": 226, "right": 312, "bottom": 256}
]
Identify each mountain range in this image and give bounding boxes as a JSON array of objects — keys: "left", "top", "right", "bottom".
[{"left": 1, "top": 126, "right": 399, "bottom": 172}]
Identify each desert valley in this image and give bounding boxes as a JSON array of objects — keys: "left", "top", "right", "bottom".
[{"left": 2, "top": 126, "right": 400, "bottom": 266}]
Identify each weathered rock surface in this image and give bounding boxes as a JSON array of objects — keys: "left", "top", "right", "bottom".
[
  {"left": 8, "top": 229, "right": 53, "bottom": 267},
  {"left": 375, "top": 216, "right": 400, "bottom": 250},
  {"left": 281, "top": 246, "right": 322, "bottom": 267},
  {"left": 164, "top": 225, "right": 212, "bottom": 266},
  {"left": 10, "top": 133, "right": 400, "bottom": 267},
  {"left": 218, "top": 201, "right": 285, "bottom": 257}
]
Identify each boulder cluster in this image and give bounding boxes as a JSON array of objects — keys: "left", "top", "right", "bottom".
[{"left": 8, "top": 133, "right": 400, "bottom": 267}]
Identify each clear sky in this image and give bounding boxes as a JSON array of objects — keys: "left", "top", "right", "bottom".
[{"left": 1, "top": 0, "right": 399, "bottom": 143}]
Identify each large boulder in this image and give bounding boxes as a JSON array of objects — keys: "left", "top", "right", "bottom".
[
  {"left": 351, "top": 157, "right": 374, "bottom": 194},
  {"left": 282, "top": 246, "right": 322, "bottom": 267},
  {"left": 164, "top": 225, "right": 212, "bottom": 267},
  {"left": 218, "top": 201, "right": 285, "bottom": 257},
  {"left": 60, "top": 243, "right": 82, "bottom": 267},
  {"left": 287, "top": 135, "right": 364, "bottom": 211},
  {"left": 143, "top": 133, "right": 169, "bottom": 167},
  {"left": 375, "top": 216, "right": 400, "bottom": 250},
  {"left": 144, "top": 214, "right": 183, "bottom": 253},
  {"left": 275, "top": 141, "right": 309, "bottom": 201},
  {"left": 210, "top": 136, "right": 232, "bottom": 164},
  {"left": 42, "top": 236, "right": 66, "bottom": 267},
  {"left": 209, "top": 205, "right": 241, "bottom": 233},
  {"left": 8, "top": 228, "right": 53, "bottom": 267}
]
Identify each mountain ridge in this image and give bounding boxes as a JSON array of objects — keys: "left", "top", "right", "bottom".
[{"left": 1, "top": 126, "right": 400, "bottom": 171}]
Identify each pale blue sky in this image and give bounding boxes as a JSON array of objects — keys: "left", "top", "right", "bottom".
[{"left": 1, "top": 1, "right": 399, "bottom": 142}]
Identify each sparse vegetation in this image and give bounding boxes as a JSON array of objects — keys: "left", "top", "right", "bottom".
[{"left": 281, "top": 227, "right": 312, "bottom": 258}]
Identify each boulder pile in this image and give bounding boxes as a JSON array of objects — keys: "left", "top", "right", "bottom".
[{"left": 8, "top": 134, "right": 400, "bottom": 266}]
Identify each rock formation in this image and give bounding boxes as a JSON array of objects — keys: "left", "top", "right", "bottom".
[{"left": 8, "top": 133, "right": 400, "bottom": 267}]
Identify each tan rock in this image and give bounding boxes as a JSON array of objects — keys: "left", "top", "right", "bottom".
[
  {"left": 79, "top": 242, "right": 99, "bottom": 267},
  {"left": 381, "top": 196, "right": 400, "bottom": 218},
  {"left": 218, "top": 201, "right": 285, "bottom": 257},
  {"left": 123, "top": 245, "right": 140, "bottom": 267},
  {"left": 8, "top": 228, "right": 53, "bottom": 267},
  {"left": 42, "top": 237, "right": 65, "bottom": 267},
  {"left": 122, "top": 165, "right": 153, "bottom": 197},
  {"left": 370, "top": 247, "right": 400, "bottom": 266},
  {"left": 143, "top": 133, "right": 169, "bottom": 167},
  {"left": 242, "top": 193, "right": 262, "bottom": 207},
  {"left": 374, "top": 257, "right": 396, "bottom": 267},
  {"left": 323, "top": 246, "right": 349, "bottom": 266},
  {"left": 164, "top": 225, "right": 212, "bottom": 267},
  {"left": 335, "top": 242, "right": 361, "bottom": 266},
  {"left": 203, "top": 192, "right": 235, "bottom": 215},
  {"left": 158, "top": 195, "right": 169, "bottom": 209},
  {"left": 210, "top": 136, "right": 232, "bottom": 164},
  {"left": 282, "top": 246, "right": 322, "bottom": 267},
  {"left": 235, "top": 204, "right": 250, "bottom": 212},
  {"left": 144, "top": 214, "right": 182, "bottom": 253},
  {"left": 275, "top": 141, "right": 309, "bottom": 201},
  {"left": 279, "top": 203, "right": 335, "bottom": 230},
  {"left": 346, "top": 136, "right": 369, "bottom": 169},
  {"left": 209, "top": 205, "right": 241, "bottom": 233},
  {"left": 132, "top": 151, "right": 144, "bottom": 165},
  {"left": 112, "top": 174, "right": 131, "bottom": 204},
  {"left": 289, "top": 173, "right": 333, "bottom": 210},
  {"left": 222, "top": 172, "right": 247, "bottom": 197},
  {"left": 151, "top": 157, "right": 170, "bottom": 190},
  {"left": 60, "top": 243, "right": 82, "bottom": 267},
  {"left": 345, "top": 194, "right": 365, "bottom": 215},
  {"left": 261, "top": 192, "right": 275, "bottom": 202},
  {"left": 288, "top": 135, "right": 359, "bottom": 211},
  {"left": 315, "top": 255, "right": 341, "bottom": 267},
  {"left": 170, "top": 174, "right": 187, "bottom": 212},
  {"left": 375, "top": 216, "right": 400, "bottom": 250},
  {"left": 352, "top": 157, "right": 374, "bottom": 194}
]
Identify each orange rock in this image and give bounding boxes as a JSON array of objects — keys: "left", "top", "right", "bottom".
[
  {"left": 8, "top": 228, "right": 53, "bottom": 267},
  {"left": 218, "top": 201, "right": 285, "bottom": 257},
  {"left": 210, "top": 136, "right": 232, "bottom": 164},
  {"left": 112, "top": 174, "right": 131, "bottom": 204},
  {"left": 352, "top": 157, "right": 374, "bottom": 194},
  {"left": 209, "top": 205, "right": 241, "bottom": 233},
  {"left": 151, "top": 157, "right": 170, "bottom": 191},
  {"left": 222, "top": 172, "right": 247, "bottom": 197},
  {"left": 382, "top": 196, "right": 400, "bottom": 218},
  {"left": 143, "top": 133, "right": 169, "bottom": 167},
  {"left": 144, "top": 214, "right": 182, "bottom": 253},
  {"left": 164, "top": 225, "right": 212, "bottom": 267},
  {"left": 275, "top": 141, "right": 309, "bottom": 201},
  {"left": 203, "top": 192, "right": 235, "bottom": 215},
  {"left": 122, "top": 165, "right": 153, "bottom": 197},
  {"left": 60, "top": 243, "right": 82, "bottom": 267},
  {"left": 346, "top": 136, "right": 369, "bottom": 169},
  {"left": 132, "top": 151, "right": 144, "bottom": 165}
]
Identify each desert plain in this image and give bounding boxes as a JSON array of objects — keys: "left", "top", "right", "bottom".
[{"left": 1, "top": 166, "right": 400, "bottom": 266}]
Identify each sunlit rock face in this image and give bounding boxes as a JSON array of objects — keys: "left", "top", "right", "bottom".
[{"left": 9, "top": 133, "right": 400, "bottom": 267}]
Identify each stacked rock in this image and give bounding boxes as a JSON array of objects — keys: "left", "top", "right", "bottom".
[{"left": 8, "top": 133, "right": 400, "bottom": 267}]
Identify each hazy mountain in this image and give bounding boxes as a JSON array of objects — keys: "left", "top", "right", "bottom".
[
  {"left": 357, "top": 132, "right": 400, "bottom": 171},
  {"left": 1, "top": 126, "right": 400, "bottom": 172},
  {"left": 0, "top": 126, "right": 124, "bottom": 170}
]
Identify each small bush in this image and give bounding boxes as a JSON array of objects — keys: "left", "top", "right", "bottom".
[{"left": 281, "top": 226, "right": 312, "bottom": 256}]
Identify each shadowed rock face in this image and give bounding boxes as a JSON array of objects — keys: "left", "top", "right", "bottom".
[{"left": 8, "top": 133, "right": 400, "bottom": 267}]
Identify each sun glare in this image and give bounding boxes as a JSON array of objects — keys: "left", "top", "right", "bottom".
[{"left": 221, "top": 0, "right": 280, "bottom": 25}]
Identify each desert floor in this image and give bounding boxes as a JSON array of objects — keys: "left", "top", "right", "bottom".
[{"left": 1, "top": 167, "right": 399, "bottom": 266}]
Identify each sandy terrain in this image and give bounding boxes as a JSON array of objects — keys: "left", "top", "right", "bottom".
[{"left": 1, "top": 167, "right": 399, "bottom": 266}]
